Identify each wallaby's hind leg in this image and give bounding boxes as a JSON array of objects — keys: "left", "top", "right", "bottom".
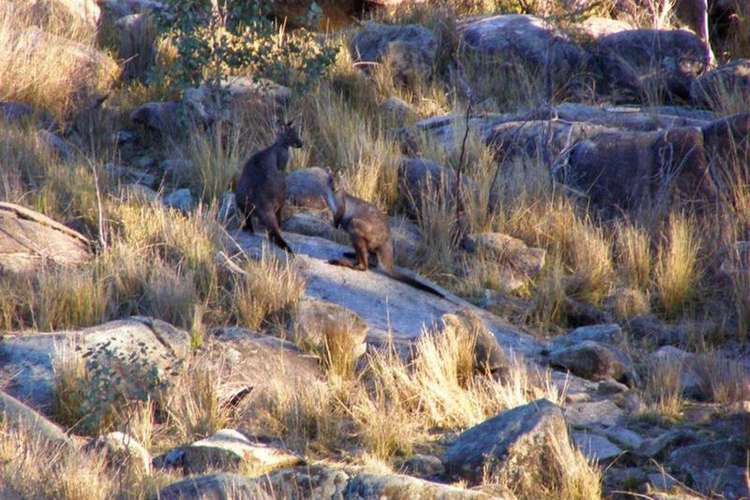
[
  {"left": 258, "top": 210, "right": 294, "bottom": 255},
  {"left": 343, "top": 251, "right": 378, "bottom": 268},
  {"left": 329, "top": 237, "right": 368, "bottom": 271}
]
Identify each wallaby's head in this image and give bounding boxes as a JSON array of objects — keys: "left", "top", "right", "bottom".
[
  {"left": 324, "top": 169, "right": 346, "bottom": 222},
  {"left": 276, "top": 119, "right": 303, "bottom": 149}
]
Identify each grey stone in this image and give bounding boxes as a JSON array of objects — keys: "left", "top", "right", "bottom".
[
  {"left": 634, "top": 429, "right": 698, "bottom": 459},
  {"left": 120, "top": 183, "right": 158, "bottom": 203},
  {"left": 548, "top": 340, "right": 637, "bottom": 386},
  {"left": 0, "top": 317, "right": 190, "bottom": 414},
  {"left": 0, "top": 202, "right": 91, "bottom": 274},
  {"left": 593, "top": 29, "right": 710, "bottom": 100},
  {"left": 462, "top": 233, "right": 545, "bottom": 292},
  {"left": 399, "top": 158, "right": 476, "bottom": 217},
  {"left": 565, "top": 399, "right": 624, "bottom": 428},
  {"left": 180, "top": 429, "right": 302, "bottom": 474},
  {"left": 282, "top": 211, "right": 341, "bottom": 241},
  {"left": 551, "top": 324, "right": 623, "bottom": 350},
  {"left": 379, "top": 96, "right": 415, "bottom": 126},
  {"left": 350, "top": 22, "right": 437, "bottom": 86},
  {"left": 164, "top": 188, "right": 195, "bottom": 212},
  {"left": 130, "top": 101, "right": 179, "bottom": 134},
  {"left": 85, "top": 432, "right": 151, "bottom": 473},
  {"left": 344, "top": 472, "right": 492, "bottom": 498},
  {"left": 603, "top": 426, "right": 644, "bottom": 450},
  {"left": 157, "top": 473, "right": 271, "bottom": 500},
  {"left": 440, "top": 311, "right": 508, "bottom": 373},
  {"left": 0, "top": 101, "right": 34, "bottom": 124},
  {"left": 0, "top": 391, "right": 74, "bottom": 448},
  {"left": 105, "top": 163, "right": 158, "bottom": 188},
  {"left": 648, "top": 472, "right": 678, "bottom": 492},
  {"left": 457, "top": 15, "right": 585, "bottom": 96},
  {"left": 293, "top": 298, "right": 368, "bottom": 362},
  {"left": 161, "top": 159, "right": 193, "bottom": 176},
  {"left": 286, "top": 167, "right": 332, "bottom": 210},
  {"left": 401, "top": 454, "right": 445, "bottom": 478},
  {"left": 572, "top": 431, "right": 622, "bottom": 461},
  {"left": 442, "top": 399, "right": 566, "bottom": 482}
]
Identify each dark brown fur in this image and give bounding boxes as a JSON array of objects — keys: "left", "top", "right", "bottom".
[
  {"left": 235, "top": 121, "right": 302, "bottom": 254},
  {"left": 323, "top": 174, "right": 445, "bottom": 298}
]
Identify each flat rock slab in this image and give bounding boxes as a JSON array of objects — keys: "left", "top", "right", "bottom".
[
  {"left": 0, "top": 202, "right": 91, "bottom": 274},
  {"left": 0, "top": 390, "right": 74, "bottom": 448},
  {"left": 0, "top": 316, "right": 190, "bottom": 414},
  {"left": 233, "top": 231, "right": 541, "bottom": 357},
  {"left": 177, "top": 429, "right": 302, "bottom": 474},
  {"left": 572, "top": 431, "right": 622, "bottom": 462}
]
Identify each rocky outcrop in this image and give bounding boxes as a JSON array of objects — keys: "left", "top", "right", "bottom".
[
  {"left": 236, "top": 230, "right": 542, "bottom": 356},
  {"left": 398, "top": 158, "right": 476, "bottom": 217},
  {"left": 0, "top": 203, "right": 91, "bottom": 274},
  {"left": 442, "top": 399, "right": 566, "bottom": 483},
  {"left": 349, "top": 22, "right": 437, "bottom": 87},
  {"left": 555, "top": 126, "right": 716, "bottom": 214}
]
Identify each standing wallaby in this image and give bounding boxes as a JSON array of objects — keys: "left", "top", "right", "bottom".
[
  {"left": 323, "top": 172, "right": 446, "bottom": 298},
  {"left": 235, "top": 120, "right": 302, "bottom": 254}
]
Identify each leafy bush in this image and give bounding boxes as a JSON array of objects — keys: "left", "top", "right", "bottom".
[{"left": 155, "top": 0, "right": 337, "bottom": 92}]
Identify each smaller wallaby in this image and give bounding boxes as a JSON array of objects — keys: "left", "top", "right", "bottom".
[
  {"left": 323, "top": 171, "right": 446, "bottom": 299},
  {"left": 235, "top": 119, "right": 302, "bottom": 254}
]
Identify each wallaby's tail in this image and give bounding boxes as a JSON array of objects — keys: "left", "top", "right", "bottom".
[{"left": 389, "top": 270, "right": 446, "bottom": 299}]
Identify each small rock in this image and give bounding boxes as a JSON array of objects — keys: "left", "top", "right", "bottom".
[
  {"left": 379, "top": 96, "right": 415, "bottom": 125},
  {"left": 572, "top": 431, "right": 622, "bottom": 461},
  {"left": 634, "top": 429, "right": 698, "bottom": 459},
  {"left": 0, "top": 391, "right": 74, "bottom": 449},
  {"left": 294, "top": 298, "right": 368, "bottom": 363},
  {"left": 85, "top": 432, "right": 151, "bottom": 473},
  {"left": 462, "top": 233, "right": 545, "bottom": 292},
  {"left": 181, "top": 429, "right": 302, "bottom": 474},
  {"left": 442, "top": 399, "right": 566, "bottom": 483},
  {"left": 130, "top": 101, "right": 180, "bottom": 134},
  {"left": 105, "top": 163, "right": 158, "bottom": 188},
  {"left": 648, "top": 472, "right": 678, "bottom": 492},
  {"left": 0, "top": 101, "right": 34, "bottom": 124},
  {"left": 282, "top": 211, "right": 340, "bottom": 241},
  {"left": 550, "top": 324, "right": 623, "bottom": 350},
  {"left": 133, "top": 156, "right": 155, "bottom": 170},
  {"left": 565, "top": 399, "right": 624, "bottom": 428},
  {"left": 401, "top": 454, "right": 445, "bottom": 478},
  {"left": 439, "top": 311, "right": 507, "bottom": 374},
  {"left": 603, "top": 426, "right": 644, "bottom": 450},
  {"left": 548, "top": 340, "right": 637, "bottom": 386},
  {"left": 691, "top": 59, "right": 750, "bottom": 107},
  {"left": 286, "top": 167, "right": 331, "bottom": 210},
  {"left": 164, "top": 188, "right": 194, "bottom": 212}
]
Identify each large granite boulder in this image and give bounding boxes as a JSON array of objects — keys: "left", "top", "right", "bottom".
[
  {"left": 442, "top": 399, "right": 567, "bottom": 483},
  {"left": 593, "top": 29, "right": 711, "bottom": 101},
  {"left": 457, "top": 15, "right": 586, "bottom": 96},
  {"left": 349, "top": 22, "right": 438, "bottom": 87}
]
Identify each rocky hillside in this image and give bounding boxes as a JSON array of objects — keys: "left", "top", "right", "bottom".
[{"left": 0, "top": 0, "right": 749, "bottom": 498}]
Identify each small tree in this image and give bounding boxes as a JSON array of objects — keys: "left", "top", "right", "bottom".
[{"left": 156, "top": 0, "right": 337, "bottom": 93}]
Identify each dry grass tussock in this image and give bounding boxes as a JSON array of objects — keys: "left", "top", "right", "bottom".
[
  {"left": 0, "top": 0, "right": 118, "bottom": 123},
  {"left": 251, "top": 317, "right": 564, "bottom": 463},
  {"left": 655, "top": 213, "right": 703, "bottom": 318}
]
